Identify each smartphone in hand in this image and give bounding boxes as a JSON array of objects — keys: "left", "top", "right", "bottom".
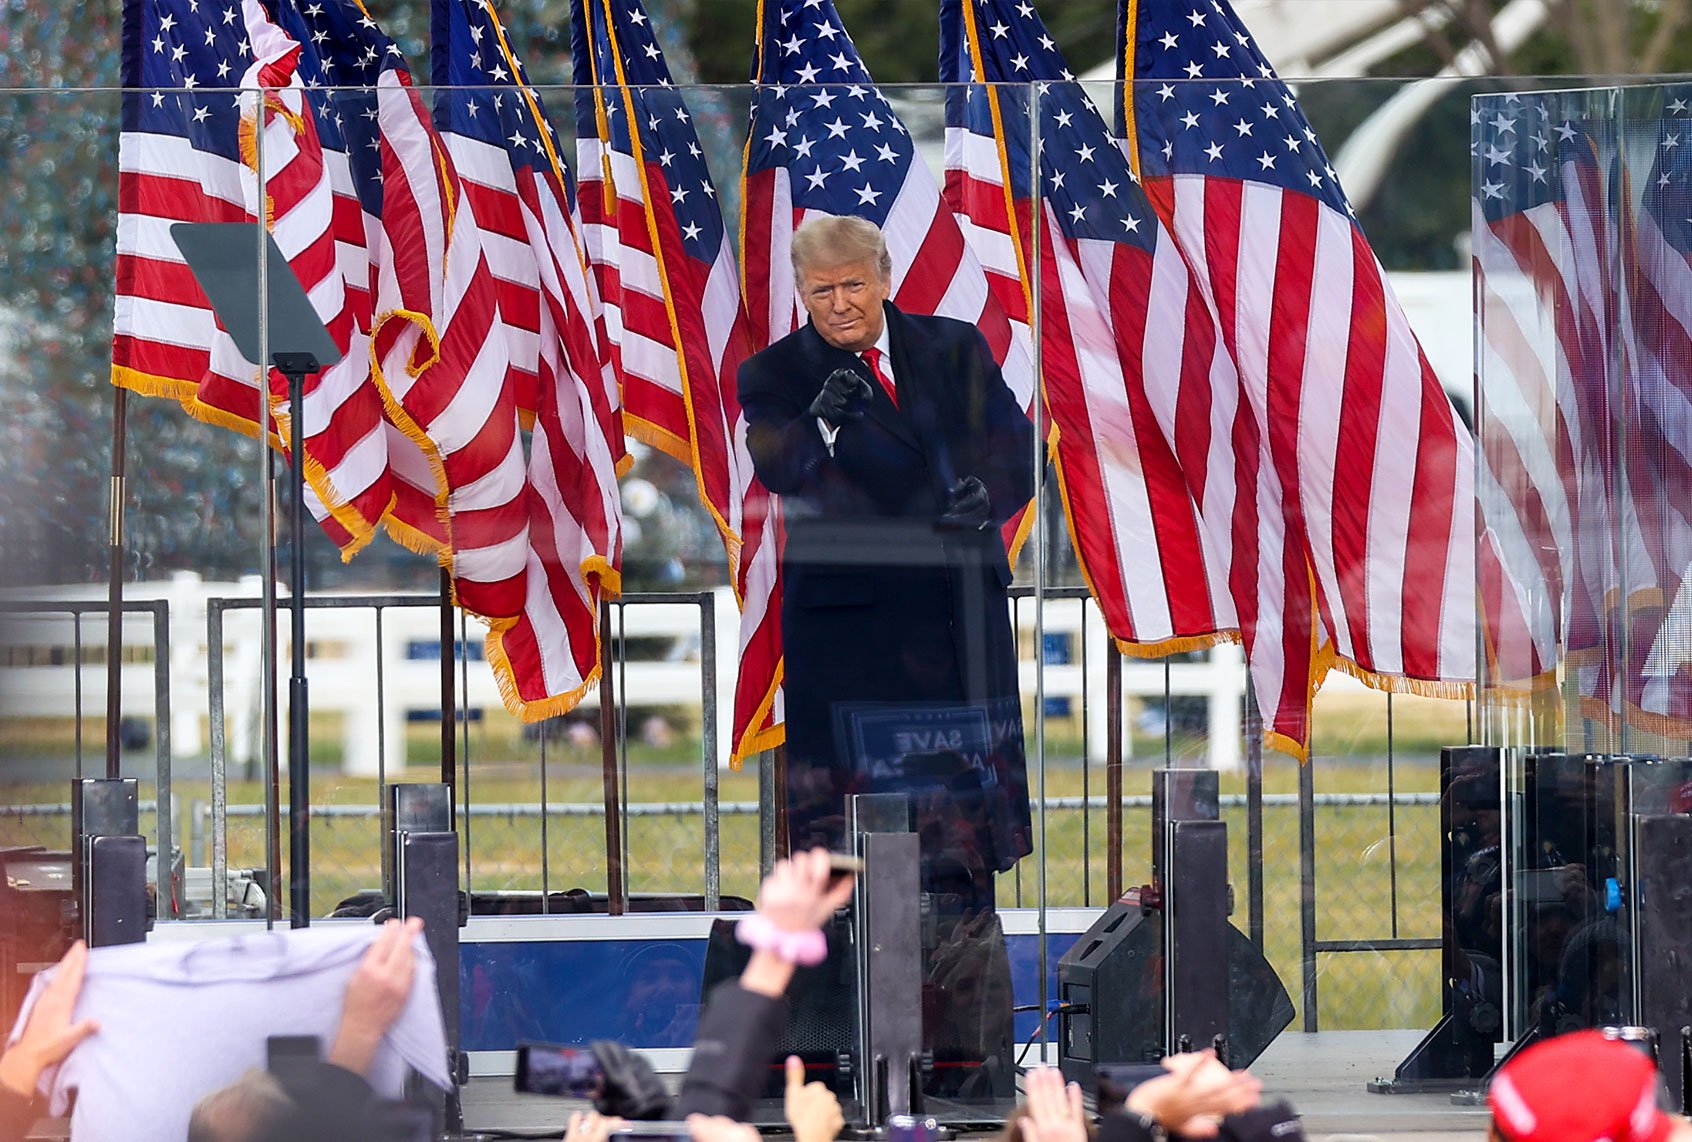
[{"left": 514, "top": 1042, "right": 604, "bottom": 1098}]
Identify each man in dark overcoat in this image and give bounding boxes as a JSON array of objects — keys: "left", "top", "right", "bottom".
[{"left": 737, "top": 215, "right": 1036, "bottom": 905}]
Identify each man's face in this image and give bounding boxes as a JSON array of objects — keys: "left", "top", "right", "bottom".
[{"left": 799, "top": 255, "right": 891, "bottom": 352}]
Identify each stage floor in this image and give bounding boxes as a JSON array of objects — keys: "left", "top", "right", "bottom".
[{"left": 460, "top": 1030, "right": 1493, "bottom": 1140}]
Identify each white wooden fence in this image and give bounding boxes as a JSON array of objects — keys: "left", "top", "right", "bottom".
[{"left": 1, "top": 572, "right": 1260, "bottom": 774}]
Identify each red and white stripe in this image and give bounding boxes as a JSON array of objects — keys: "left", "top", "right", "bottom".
[
  {"left": 112, "top": 123, "right": 250, "bottom": 411},
  {"left": 579, "top": 137, "right": 693, "bottom": 465},
  {"left": 1471, "top": 193, "right": 1585, "bottom": 691},
  {"left": 371, "top": 139, "right": 527, "bottom": 631},
  {"left": 114, "top": 2, "right": 399, "bottom": 556},
  {"left": 235, "top": 4, "right": 395, "bottom": 554},
  {"left": 945, "top": 120, "right": 1239, "bottom": 656},
  {"left": 1143, "top": 173, "right": 1477, "bottom": 753},
  {"left": 577, "top": 114, "right": 785, "bottom": 763},
  {"left": 436, "top": 88, "right": 624, "bottom": 717},
  {"left": 1616, "top": 172, "right": 1692, "bottom": 730}
]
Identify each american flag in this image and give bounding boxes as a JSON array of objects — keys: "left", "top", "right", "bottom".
[
  {"left": 570, "top": 0, "right": 786, "bottom": 762},
  {"left": 1612, "top": 88, "right": 1692, "bottom": 736},
  {"left": 268, "top": 0, "right": 481, "bottom": 560},
  {"left": 742, "top": 0, "right": 1037, "bottom": 555},
  {"left": 434, "top": 0, "right": 625, "bottom": 719},
  {"left": 1470, "top": 94, "right": 1613, "bottom": 698},
  {"left": 112, "top": 0, "right": 398, "bottom": 556},
  {"left": 277, "top": 0, "right": 521, "bottom": 633},
  {"left": 1121, "top": 0, "right": 1477, "bottom": 756},
  {"left": 941, "top": 0, "right": 1239, "bottom": 664}
]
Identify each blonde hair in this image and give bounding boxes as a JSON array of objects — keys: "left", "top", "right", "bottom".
[{"left": 790, "top": 215, "right": 892, "bottom": 281}]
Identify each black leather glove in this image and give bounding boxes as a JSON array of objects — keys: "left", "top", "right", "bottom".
[
  {"left": 589, "top": 1039, "right": 671, "bottom": 1120},
  {"left": 807, "top": 367, "right": 874, "bottom": 423},
  {"left": 939, "top": 476, "right": 992, "bottom": 530}
]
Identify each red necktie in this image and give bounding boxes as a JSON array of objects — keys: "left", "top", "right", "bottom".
[{"left": 861, "top": 347, "right": 897, "bottom": 408}]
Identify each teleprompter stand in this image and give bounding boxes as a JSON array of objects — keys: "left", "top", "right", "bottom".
[{"left": 171, "top": 222, "right": 342, "bottom": 932}]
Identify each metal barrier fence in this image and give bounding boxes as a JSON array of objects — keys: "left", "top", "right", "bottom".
[
  {"left": 0, "top": 597, "right": 174, "bottom": 908},
  {"left": 0, "top": 588, "right": 1456, "bottom": 1029}
]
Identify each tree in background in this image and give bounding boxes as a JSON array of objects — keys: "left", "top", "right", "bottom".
[
  {"left": 1, "top": 0, "right": 1687, "bottom": 586},
  {"left": 1417, "top": 0, "right": 1692, "bottom": 76}
]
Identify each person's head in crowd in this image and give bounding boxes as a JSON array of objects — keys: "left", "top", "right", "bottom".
[
  {"left": 187, "top": 917, "right": 425, "bottom": 1141},
  {"left": 1487, "top": 1029, "right": 1692, "bottom": 1142},
  {"left": 185, "top": 1071, "right": 292, "bottom": 1142},
  {"left": 790, "top": 215, "right": 892, "bottom": 353},
  {"left": 620, "top": 943, "right": 699, "bottom": 1047}
]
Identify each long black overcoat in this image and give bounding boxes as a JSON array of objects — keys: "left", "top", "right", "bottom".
[{"left": 738, "top": 303, "right": 1036, "bottom": 876}]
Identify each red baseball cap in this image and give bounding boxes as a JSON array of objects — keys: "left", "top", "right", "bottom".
[{"left": 1489, "top": 1030, "right": 1672, "bottom": 1142}]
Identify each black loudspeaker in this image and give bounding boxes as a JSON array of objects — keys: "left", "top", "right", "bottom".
[
  {"left": 1057, "top": 901, "right": 1160, "bottom": 1082},
  {"left": 699, "top": 913, "right": 858, "bottom": 1102},
  {"left": 1057, "top": 902, "right": 1294, "bottom": 1084}
]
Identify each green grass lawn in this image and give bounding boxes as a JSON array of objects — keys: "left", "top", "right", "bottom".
[{"left": 1, "top": 683, "right": 1460, "bottom": 1032}]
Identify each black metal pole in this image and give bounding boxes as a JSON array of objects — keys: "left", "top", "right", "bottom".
[
  {"left": 106, "top": 389, "right": 129, "bottom": 781},
  {"left": 1246, "top": 686, "right": 1265, "bottom": 952},
  {"left": 439, "top": 568, "right": 457, "bottom": 818},
  {"left": 265, "top": 451, "right": 282, "bottom": 924},
  {"left": 599, "top": 599, "right": 625, "bottom": 915},
  {"left": 1299, "top": 746, "right": 1318, "bottom": 1032},
  {"left": 1106, "top": 644, "right": 1123, "bottom": 901},
  {"left": 277, "top": 358, "right": 316, "bottom": 929}
]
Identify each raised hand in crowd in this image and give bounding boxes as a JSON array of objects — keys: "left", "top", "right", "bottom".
[
  {"left": 1015, "top": 1066, "right": 1089, "bottom": 1142},
  {"left": 564, "top": 1107, "right": 627, "bottom": 1142},
  {"left": 1122, "top": 1050, "right": 1262, "bottom": 1139},
  {"left": 738, "top": 848, "right": 856, "bottom": 998},
  {"left": 328, "top": 916, "right": 423, "bottom": 1077},
  {"left": 687, "top": 1113, "right": 763, "bottom": 1142},
  {"left": 674, "top": 849, "right": 856, "bottom": 1123},
  {"left": 760, "top": 848, "right": 856, "bottom": 932},
  {"left": 0, "top": 941, "right": 98, "bottom": 1110},
  {"left": 0, "top": 941, "right": 99, "bottom": 1142},
  {"left": 784, "top": 1055, "right": 844, "bottom": 1142}
]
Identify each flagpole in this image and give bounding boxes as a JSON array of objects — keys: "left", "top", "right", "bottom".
[
  {"left": 276, "top": 354, "right": 318, "bottom": 930},
  {"left": 1027, "top": 69, "right": 1051, "bottom": 1057},
  {"left": 439, "top": 567, "right": 456, "bottom": 815},
  {"left": 105, "top": 390, "right": 129, "bottom": 782},
  {"left": 258, "top": 243, "right": 283, "bottom": 929},
  {"left": 599, "top": 598, "right": 625, "bottom": 915}
]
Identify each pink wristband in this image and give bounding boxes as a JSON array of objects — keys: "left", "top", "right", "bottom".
[{"left": 735, "top": 913, "right": 828, "bottom": 966}]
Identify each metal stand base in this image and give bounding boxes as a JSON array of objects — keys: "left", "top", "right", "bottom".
[
  {"left": 849, "top": 795, "right": 923, "bottom": 1125},
  {"left": 72, "top": 779, "right": 148, "bottom": 947},
  {"left": 1367, "top": 1012, "right": 1498, "bottom": 1094},
  {"left": 388, "top": 784, "right": 468, "bottom": 1136}
]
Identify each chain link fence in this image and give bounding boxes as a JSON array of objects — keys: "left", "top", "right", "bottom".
[
  {"left": 0, "top": 589, "right": 1455, "bottom": 1031},
  {"left": 0, "top": 774, "right": 1444, "bottom": 1030}
]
